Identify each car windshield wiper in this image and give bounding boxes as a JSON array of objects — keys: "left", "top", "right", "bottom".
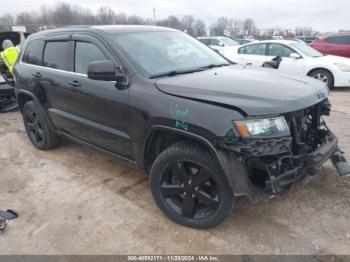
[
  {"left": 149, "top": 64, "right": 230, "bottom": 79},
  {"left": 149, "top": 68, "right": 206, "bottom": 79},
  {"left": 199, "top": 63, "right": 230, "bottom": 69}
]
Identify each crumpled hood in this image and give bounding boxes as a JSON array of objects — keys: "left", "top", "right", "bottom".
[{"left": 155, "top": 65, "right": 329, "bottom": 116}]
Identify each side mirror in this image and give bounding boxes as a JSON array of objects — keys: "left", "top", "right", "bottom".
[
  {"left": 219, "top": 42, "right": 225, "bottom": 47},
  {"left": 290, "top": 53, "right": 302, "bottom": 59},
  {"left": 88, "top": 60, "right": 127, "bottom": 85}
]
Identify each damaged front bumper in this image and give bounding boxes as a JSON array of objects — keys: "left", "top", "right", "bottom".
[{"left": 215, "top": 100, "right": 350, "bottom": 202}]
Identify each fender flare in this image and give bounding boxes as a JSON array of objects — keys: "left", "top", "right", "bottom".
[
  {"left": 142, "top": 125, "right": 221, "bottom": 167},
  {"left": 16, "top": 89, "right": 56, "bottom": 130}
]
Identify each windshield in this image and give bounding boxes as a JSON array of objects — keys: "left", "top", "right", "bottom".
[
  {"left": 110, "top": 31, "right": 229, "bottom": 77},
  {"left": 290, "top": 42, "right": 323, "bottom": 57},
  {"left": 220, "top": 37, "right": 239, "bottom": 46}
]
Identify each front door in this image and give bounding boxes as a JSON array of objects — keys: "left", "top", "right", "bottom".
[
  {"left": 47, "top": 34, "right": 133, "bottom": 159},
  {"left": 266, "top": 43, "right": 305, "bottom": 76}
]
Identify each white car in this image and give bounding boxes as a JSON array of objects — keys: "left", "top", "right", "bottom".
[
  {"left": 229, "top": 40, "right": 350, "bottom": 88},
  {"left": 198, "top": 36, "right": 239, "bottom": 58}
]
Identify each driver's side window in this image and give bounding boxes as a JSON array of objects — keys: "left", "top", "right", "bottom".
[
  {"left": 209, "top": 39, "right": 221, "bottom": 46},
  {"left": 268, "top": 43, "right": 294, "bottom": 57},
  {"left": 75, "top": 41, "right": 108, "bottom": 75}
]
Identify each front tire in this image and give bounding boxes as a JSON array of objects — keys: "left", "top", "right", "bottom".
[
  {"left": 22, "top": 101, "right": 60, "bottom": 150},
  {"left": 149, "top": 142, "right": 233, "bottom": 229},
  {"left": 309, "top": 69, "right": 334, "bottom": 89}
]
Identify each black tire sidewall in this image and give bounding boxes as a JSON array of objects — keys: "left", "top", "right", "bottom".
[
  {"left": 23, "top": 101, "right": 52, "bottom": 150},
  {"left": 150, "top": 143, "right": 233, "bottom": 229}
]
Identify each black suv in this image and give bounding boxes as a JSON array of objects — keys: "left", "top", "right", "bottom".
[{"left": 14, "top": 26, "right": 350, "bottom": 228}]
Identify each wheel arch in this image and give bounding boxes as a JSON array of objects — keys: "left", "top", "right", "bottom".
[
  {"left": 142, "top": 125, "right": 222, "bottom": 174},
  {"left": 307, "top": 67, "right": 334, "bottom": 79},
  {"left": 17, "top": 90, "right": 34, "bottom": 112},
  {"left": 17, "top": 89, "right": 56, "bottom": 130}
]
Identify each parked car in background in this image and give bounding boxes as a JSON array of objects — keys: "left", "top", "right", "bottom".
[
  {"left": 296, "top": 36, "right": 318, "bottom": 44},
  {"left": 198, "top": 36, "right": 239, "bottom": 57},
  {"left": 0, "top": 31, "right": 21, "bottom": 112},
  {"left": 14, "top": 26, "right": 350, "bottom": 228},
  {"left": 230, "top": 40, "right": 350, "bottom": 88},
  {"left": 285, "top": 38, "right": 307, "bottom": 44},
  {"left": 310, "top": 33, "right": 350, "bottom": 58},
  {"left": 236, "top": 38, "right": 255, "bottom": 45}
]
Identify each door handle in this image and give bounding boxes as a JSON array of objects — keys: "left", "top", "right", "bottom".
[
  {"left": 32, "top": 72, "right": 42, "bottom": 78},
  {"left": 246, "top": 63, "right": 252, "bottom": 66},
  {"left": 68, "top": 80, "right": 81, "bottom": 87}
]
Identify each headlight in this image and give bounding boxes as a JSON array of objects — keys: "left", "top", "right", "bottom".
[
  {"left": 234, "top": 116, "right": 290, "bottom": 138},
  {"left": 334, "top": 63, "right": 350, "bottom": 72}
]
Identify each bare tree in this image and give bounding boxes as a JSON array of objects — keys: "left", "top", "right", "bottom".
[
  {"left": 211, "top": 17, "right": 231, "bottom": 36},
  {"left": 16, "top": 12, "right": 38, "bottom": 32},
  {"left": 243, "top": 18, "right": 256, "bottom": 36},
  {"left": 0, "top": 14, "right": 15, "bottom": 31},
  {"left": 193, "top": 19, "right": 206, "bottom": 37},
  {"left": 157, "top": 16, "right": 182, "bottom": 30},
  {"left": 96, "top": 6, "right": 116, "bottom": 25},
  {"left": 181, "top": 15, "right": 194, "bottom": 35},
  {"left": 115, "top": 12, "right": 127, "bottom": 24},
  {"left": 127, "top": 15, "right": 144, "bottom": 25},
  {"left": 51, "top": 3, "right": 76, "bottom": 25}
]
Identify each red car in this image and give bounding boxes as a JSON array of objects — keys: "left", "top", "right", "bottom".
[{"left": 310, "top": 33, "right": 350, "bottom": 58}]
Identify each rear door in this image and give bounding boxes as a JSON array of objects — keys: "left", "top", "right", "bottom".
[
  {"left": 324, "top": 36, "right": 349, "bottom": 57},
  {"left": 36, "top": 36, "right": 73, "bottom": 127},
  {"left": 62, "top": 33, "right": 132, "bottom": 158}
]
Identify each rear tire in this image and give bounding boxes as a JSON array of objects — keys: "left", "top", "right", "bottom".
[
  {"left": 149, "top": 141, "right": 233, "bottom": 229},
  {"left": 308, "top": 69, "right": 334, "bottom": 89},
  {"left": 22, "top": 101, "right": 60, "bottom": 150}
]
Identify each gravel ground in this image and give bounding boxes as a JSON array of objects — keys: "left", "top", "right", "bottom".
[{"left": 0, "top": 89, "right": 350, "bottom": 255}]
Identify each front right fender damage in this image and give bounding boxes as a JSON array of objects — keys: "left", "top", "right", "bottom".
[{"left": 213, "top": 99, "right": 350, "bottom": 204}]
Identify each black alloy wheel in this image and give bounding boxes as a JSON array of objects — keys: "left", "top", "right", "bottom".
[
  {"left": 22, "top": 101, "right": 60, "bottom": 150},
  {"left": 25, "top": 109, "right": 45, "bottom": 148},
  {"left": 160, "top": 161, "right": 220, "bottom": 219},
  {"left": 150, "top": 142, "right": 233, "bottom": 229}
]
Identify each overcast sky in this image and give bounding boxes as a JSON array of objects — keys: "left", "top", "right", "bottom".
[{"left": 1, "top": 0, "right": 349, "bottom": 31}]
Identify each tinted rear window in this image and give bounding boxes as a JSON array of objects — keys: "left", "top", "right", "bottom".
[
  {"left": 241, "top": 43, "right": 267, "bottom": 55},
  {"left": 43, "top": 41, "right": 69, "bottom": 70},
  {"left": 326, "top": 36, "right": 350, "bottom": 45},
  {"left": 22, "top": 39, "right": 44, "bottom": 66}
]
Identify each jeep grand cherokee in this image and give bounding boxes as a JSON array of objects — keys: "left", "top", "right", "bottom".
[{"left": 13, "top": 26, "right": 350, "bottom": 228}]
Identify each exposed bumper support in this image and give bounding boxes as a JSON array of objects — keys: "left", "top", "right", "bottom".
[{"left": 217, "top": 132, "right": 349, "bottom": 202}]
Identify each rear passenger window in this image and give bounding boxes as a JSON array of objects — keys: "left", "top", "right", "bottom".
[
  {"left": 326, "top": 36, "right": 349, "bottom": 45},
  {"left": 244, "top": 44, "right": 267, "bottom": 55},
  {"left": 74, "top": 42, "right": 107, "bottom": 74},
  {"left": 43, "top": 41, "right": 69, "bottom": 70},
  {"left": 22, "top": 39, "right": 44, "bottom": 66}
]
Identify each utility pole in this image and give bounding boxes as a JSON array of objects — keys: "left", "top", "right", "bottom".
[{"left": 153, "top": 8, "right": 156, "bottom": 25}]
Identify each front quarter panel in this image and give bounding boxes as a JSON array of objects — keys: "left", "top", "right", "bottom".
[{"left": 128, "top": 75, "right": 245, "bottom": 165}]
